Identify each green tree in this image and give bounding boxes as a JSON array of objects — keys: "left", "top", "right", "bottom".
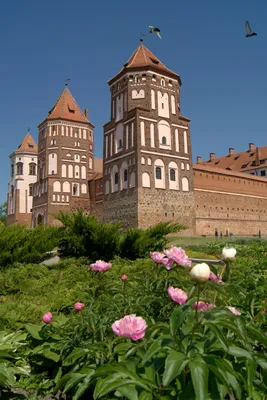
[{"left": 0, "top": 201, "right": 7, "bottom": 225}]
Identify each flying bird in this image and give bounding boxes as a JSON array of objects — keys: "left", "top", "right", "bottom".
[
  {"left": 149, "top": 26, "right": 162, "bottom": 39},
  {"left": 245, "top": 21, "right": 257, "bottom": 38}
]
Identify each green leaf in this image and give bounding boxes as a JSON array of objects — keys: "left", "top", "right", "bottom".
[
  {"left": 206, "top": 323, "right": 228, "bottom": 351},
  {"left": 142, "top": 336, "right": 163, "bottom": 365},
  {"left": 170, "top": 307, "right": 185, "bottom": 338},
  {"left": 246, "top": 359, "right": 256, "bottom": 398},
  {"left": 139, "top": 392, "right": 153, "bottom": 400},
  {"left": 254, "top": 354, "right": 267, "bottom": 370},
  {"left": 94, "top": 375, "right": 136, "bottom": 399},
  {"left": 73, "top": 371, "right": 95, "bottom": 400},
  {"left": 43, "top": 349, "right": 60, "bottom": 363},
  {"left": 247, "top": 325, "right": 267, "bottom": 347},
  {"left": 116, "top": 384, "right": 139, "bottom": 400},
  {"left": 162, "top": 350, "right": 188, "bottom": 386},
  {"left": 227, "top": 346, "right": 254, "bottom": 361},
  {"left": 63, "top": 373, "right": 87, "bottom": 394},
  {"left": 189, "top": 356, "right": 209, "bottom": 400},
  {"left": 25, "top": 324, "right": 43, "bottom": 340},
  {"left": 63, "top": 348, "right": 88, "bottom": 366}
]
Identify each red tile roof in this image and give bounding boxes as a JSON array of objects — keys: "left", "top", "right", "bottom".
[
  {"left": 108, "top": 43, "right": 181, "bottom": 84},
  {"left": 14, "top": 133, "right": 38, "bottom": 154},
  {"left": 45, "top": 87, "right": 88, "bottom": 123},
  {"left": 194, "top": 163, "right": 267, "bottom": 182},
  {"left": 196, "top": 146, "right": 267, "bottom": 172}
]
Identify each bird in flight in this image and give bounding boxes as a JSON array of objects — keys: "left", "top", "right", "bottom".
[
  {"left": 245, "top": 21, "right": 257, "bottom": 38},
  {"left": 149, "top": 26, "right": 162, "bottom": 39}
]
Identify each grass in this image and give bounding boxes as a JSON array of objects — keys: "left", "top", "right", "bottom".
[{"left": 167, "top": 235, "right": 263, "bottom": 247}]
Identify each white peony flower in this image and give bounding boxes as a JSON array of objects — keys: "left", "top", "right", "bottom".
[
  {"left": 189, "top": 263, "right": 211, "bottom": 283},
  {"left": 222, "top": 247, "right": 236, "bottom": 260}
]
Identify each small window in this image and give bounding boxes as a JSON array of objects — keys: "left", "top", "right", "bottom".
[
  {"left": 162, "top": 136, "right": 167, "bottom": 145},
  {"left": 156, "top": 167, "right": 162, "bottom": 180},
  {"left": 170, "top": 168, "right": 176, "bottom": 181},
  {"left": 68, "top": 104, "right": 75, "bottom": 113},
  {"left": 162, "top": 103, "right": 164, "bottom": 109},
  {"left": 11, "top": 164, "right": 14, "bottom": 177},
  {"left": 29, "top": 185, "right": 33, "bottom": 196},
  {"left": 118, "top": 139, "right": 123, "bottom": 149},
  {"left": 115, "top": 172, "right": 119, "bottom": 185},
  {"left": 261, "top": 170, "right": 266, "bottom": 176},
  {"left": 16, "top": 162, "right": 23, "bottom": 175},
  {"left": 29, "top": 163, "right": 36, "bottom": 175},
  {"left": 124, "top": 169, "right": 128, "bottom": 182},
  {"left": 52, "top": 170, "right": 55, "bottom": 175},
  {"left": 165, "top": 212, "right": 168, "bottom": 217},
  {"left": 73, "top": 184, "right": 78, "bottom": 195},
  {"left": 161, "top": 79, "right": 165, "bottom": 87}
]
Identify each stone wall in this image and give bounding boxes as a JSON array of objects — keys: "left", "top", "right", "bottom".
[
  {"left": 103, "top": 188, "right": 138, "bottom": 227},
  {"left": 138, "top": 188, "right": 196, "bottom": 234},
  {"left": 194, "top": 165, "right": 267, "bottom": 235}
]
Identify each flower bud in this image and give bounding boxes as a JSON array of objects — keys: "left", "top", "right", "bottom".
[
  {"left": 222, "top": 247, "right": 236, "bottom": 260},
  {"left": 189, "top": 263, "right": 210, "bottom": 283},
  {"left": 121, "top": 274, "right": 127, "bottom": 281}
]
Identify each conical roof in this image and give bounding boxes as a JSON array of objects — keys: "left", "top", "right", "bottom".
[{"left": 14, "top": 133, "right": 38, "bottom": 154}]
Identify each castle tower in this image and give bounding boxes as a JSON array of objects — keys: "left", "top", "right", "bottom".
[
  {"left": 32, "top": 85, "right": 94, "bottom": 226},
  {"left": 7, "top": 132, "right": 38, "bottom": 227},
  {"left": 103, "top": 42, "right": 195, "bottom": 231}
]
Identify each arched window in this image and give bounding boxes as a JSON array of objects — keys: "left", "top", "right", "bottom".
[
  {"left": 118, "top": 139, "right": 123, "bottom": 149},
  {"left": 162, "top": 136, "right": 167, "bottom": 145},
  {"left": 53, "top": 181, "right": 61, "bottom": 192},
  {"left": 16, "top": 162, "right": 23, "bottom": 175},
  {"left": 141, "top": 156, "right": 145, "bottom": 165},
  {"left": 29, "top": 163, "right": 36, "bottom": 175},
  {"left": 156, "top": 167, "right": 162, "bottom": 180},
  {"left": 161, "top": 78, "right": 165, "bottom": 87},
  {"left": 124, "top": 169, "right": 128, "bottom": 182},
  {"left": 63, "top": 181, "right": 70, "bottom": 192},
  {"left": 115, "top": 172, "right": 119, "bottom": 185},
  {"left": 142, "top": 172, "right": 151, "bottom": 188},
  {"left": 158, "top": 120, "right": 171, "bottom": 148},
  {"left": 73, "top": 183, "right": 78, "bottom": 196},
  {"left": 170, "top": 168, "right": 176, "bottom": 181},
  {"left": 135, "top": 75, "right": 140, "bottom": 83},
  {"left": 62, "top": 164, "right": 67, "bottom": 178}
]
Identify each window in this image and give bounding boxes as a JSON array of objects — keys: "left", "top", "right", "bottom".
[
  {"left": 162, "top": 136, "right": 167, "bottom": 145},
  {"left": 261, "top": 170, "right": 266, "bottom": 176},
  {"left": 51, "top": 170, "right": 55, "bottom": 175},
  {"left": 170, "top": 168, "right": 176, "bottom": 181},
  {"left": 124, "top": 169, "right": 128, "bottom": 182},
  {"left": 11, "top": 185, "right": 14, "bottom": 197},
  {"left": 73, "top": 184, "right": 78, "bottom": 196},
  {"left": 29, "top": 185, "right": 33, "bottom": 196},
  {"left": 156, "top": 167, "right": 162, "bottom": 180},
  {"left": 115, "top": 172, "right": 119, "bottom": 185},
  {"left": 29, "top": 163, "right": 36, "bottom": 175},
  {"left": 11, "top": 164, "right": 14, "bottom": 177},
  {"left": 161, "top": 79, "right": 165, "bottom": 87},
  {"left": 16, "top": 162, "right": 23, "bottom": 175},
  {"left": 162, "top": 103, "right": 164, "bottom": 109},
  {"left": 51, "top": 139, "right": 56, "bottom": 145},
  {"left": 118, "top": 139, "right": 123, "bottom": 149}
]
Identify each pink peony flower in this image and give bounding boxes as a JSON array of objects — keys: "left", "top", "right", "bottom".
[
  {"left": 42, "top": 312, "right": 53, "bottom": 324},
  {"left": 161, "top": 257, "right": 174, "bottom": 270},
  {"left": 74, "top": 302, "right": 85, "bottom": 312},
  {"left": 226, "top": 306, "right": 241, "bottom": 316},
  {"left": 168, "top": 286, "right": 188, "bottom": 305},
  {"left": 164, "top": 247, "right": 191, "bottom": 268},
  {"left": 150, "top": 251, "right": 166, "bottom": 264},
  {"left": 121, "top": 274, "right": 128, "bottom": 281},
  {"left": 209, "top": 271, "right": 224, "bottom": 285},
  {"left": 112, "top": 314, "right": 147, "bottom": 341},
  {"left": 89, "top": 260, "right": 112, "bottom": 272},
  {"left": 192, "top": 302, "right": 215, "bottom": 312}
]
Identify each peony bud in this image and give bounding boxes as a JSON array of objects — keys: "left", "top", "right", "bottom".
[
  {"left": 222, "top": 247, "right": 236, "bottom": 260},
  {"left": 121, "top": 274, "right": 127, "bottom": 281},
  {"left": 189, "top": 263, "right": 210, "bottom": 283},
  {"left": 74, "top": 302, "right": 85, "bottom": 312},
  {"left": 42, "top": 312, "right": 53, "bottom": 324}
]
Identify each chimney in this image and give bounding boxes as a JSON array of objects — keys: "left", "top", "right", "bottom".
[
  {"left": 229, "top": 148, "right": 235, "bottom": 156},
  {"left": 255, "top": 147, "right": 261, "bottom": 166},
  {"left": 249, "top": 143, "right": 255, "bottom": 152},
  {"left": 196, "top": 156, "right": 202, "bottom": 164},
  {"left": 84, "top": 108, "right": 88, "bottom": 118},
  {"left": 209, "top": 153, "right": 216, "bottom": 161}
]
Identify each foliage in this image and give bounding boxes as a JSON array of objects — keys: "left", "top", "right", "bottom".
[
  {"left": 57, "top": 210, "right": 185, "bottom": 261},
  {"left": 0, "top": 224, "right": 62, "bottom": 267},
  {"left": 0, "top": 202, "right": 7, "bottom": 225}
]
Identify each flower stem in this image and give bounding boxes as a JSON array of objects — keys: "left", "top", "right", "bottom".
[{"left": 190, "top": 284, "right": 201, "bottom": 347}]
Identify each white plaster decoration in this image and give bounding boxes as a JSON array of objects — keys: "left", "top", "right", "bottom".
[
  {"left": 120, "top": 161, "right": 128, "bottom": 190},
  {"left": 115, "top": 123, "right": 123, "bottom": 153},
  {"left": 130, "top": 171, "right": 136, "bottom": 188},
  {"left": 157, "top": 91, "right": 170, "bottom": 118},
  {"left": 175, "top": 129, "right": 179, "bottom": 152},
  {"left": 81, "top": 166, "right": 86, "bottom": 179},
  {"left": 148, "top": 157, "right": 152, "bottom": 166},
  {"left": 158, "top": 120, "right": 171, "bottom": 149},
  {"left": 132, "top": 89, "right": 145, "bottom": 99},
  {"left": 151, "top": 89, "right": 156, "bottom": 109},
  {"left": 142, "top": 172, "right": 151, "bottom": 188},
  {"left": 63, "top": 181, "right": 70, "bottom": 192},
  {"left": 183, "top": 131, "right": 188, "bottom": 153},
  {"left": 182, "top": 177, "right": 189, "bottom": 191},
  {"left": 171, "top": 95, "right": 176, "bottom": 115},
  {"left": 68, "top": 164, "right": 73, "bottom": 178},
  {"left": 111, "top": 165, "right": 119, "bottom": 192},
  {"left": 141, "top": 156, "right": 145, "bottom": 165},
  {"left": 131, "top": 122, "right": 134, "bottom": 147},
  {"left": 62, "top": 164, "right": 67, "bottom": 178},
  {"left": 150, "top": 123, "right": 155, "bottom": 147},
  {"left": 48, "top": 153, "right": 57, "bottom": 175},
  {"left": 53, "top": 181, "right": 61, "bottom": 192},
  {"left": 168, "top": 161, "right": 179, "bottom": 190},
  {"left": 105, "top": 180, "right": 110, "bottom": 194},
  {"left": 126, "top": 125, "right": 129, "bottom": 150},
  {"left": 140, "top": 121, "right": 146, "bottom": 146},
  {"left": 186, "top": 163, "right": 190, "bottom": 171},
  {"left": 154, "top": 159, "right": 165, "bottom": 189},
  {"left": 81, "top": 183, "right": 87, "bottom": 194}
]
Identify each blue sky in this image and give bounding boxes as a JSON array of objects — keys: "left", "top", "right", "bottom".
[{"left": 0, "top": 0, "right": 266, "bottom": 204}]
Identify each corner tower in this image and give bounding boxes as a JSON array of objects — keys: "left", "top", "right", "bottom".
[
  {"left": 103, "top": 42, "right": 195, "bottom": 231},
  {"left": 32, "top": 85, "right": 94, "bottom": 226},
  {"left": 7, "top": 132, "right": 38, "bottom": 227}
]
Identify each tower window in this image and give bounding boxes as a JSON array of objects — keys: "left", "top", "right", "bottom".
[
  {"left": 29, "top": 185, "right": 33, "bottom": 196},
  {"left": 115, "top": 172, "right": 119, "bottom": 185},
  {"left": 29, "top": 163, "right": 36, "bottom": 175},
  {"left": 11, "top": 185, "right": 14, "bottom": 197},
  {"left": 11, "top": 164, "right": 14, "bottom": 177},
  {"left": 16, "top": 162, "right": 23, "bottom": 175},
  {"left": 73, "top": 184, "right": 78, "bottom": 196},
  {"left": 124, "top": 169, "right": 128, "bottom": 182},
  {"left": 118, "top": 139, "right": 123, "bottom": 149},
  {"left": 51, "top": 139, "right": 56, "bottom": 145},
  {"left": 170, "top": 168, "right": 176, "bottom": 181},
  {"left": 68, "top": 104, "right": 75, "bottom": 113},
  {"left": 161, "top": 79, "right": 165, "bottom": 87},
  {"left": 162, "top": 136, "right": 167, "bottom": 145},
  {"left": 156, "top": 167, "right": 162, "bottom": 180},
  {"left": 162, "top": 103, "right": 164, "bottom": 109}
]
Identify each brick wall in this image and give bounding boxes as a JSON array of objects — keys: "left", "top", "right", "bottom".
[{"left": 194, "top": 165, "right": 267, "bottom": 235}]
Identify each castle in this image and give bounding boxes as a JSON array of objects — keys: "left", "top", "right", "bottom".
[{"left": 7, "top": 42, "right": 267, "bottom": 235}]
